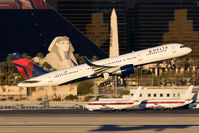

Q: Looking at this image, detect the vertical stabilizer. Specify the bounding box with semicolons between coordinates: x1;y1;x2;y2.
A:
182;85;193;100
8;53;48;80
130;86;142;101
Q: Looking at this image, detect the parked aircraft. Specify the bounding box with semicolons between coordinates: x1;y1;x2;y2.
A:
138;85;194;109
85;86;142;111
9;43;191;87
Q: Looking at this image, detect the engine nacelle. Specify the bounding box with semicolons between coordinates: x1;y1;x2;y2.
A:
114;64;134;78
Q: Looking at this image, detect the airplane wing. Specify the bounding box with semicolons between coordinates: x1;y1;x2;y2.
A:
83;57;120;75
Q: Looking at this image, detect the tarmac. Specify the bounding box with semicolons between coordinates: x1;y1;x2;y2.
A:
0;109;199;133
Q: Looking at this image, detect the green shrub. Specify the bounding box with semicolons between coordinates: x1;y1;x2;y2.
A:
65;95;78;100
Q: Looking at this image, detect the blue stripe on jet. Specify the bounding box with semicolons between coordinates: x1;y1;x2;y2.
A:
58;75;101;86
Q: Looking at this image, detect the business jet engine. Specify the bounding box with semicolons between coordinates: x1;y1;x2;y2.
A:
113;64;134;78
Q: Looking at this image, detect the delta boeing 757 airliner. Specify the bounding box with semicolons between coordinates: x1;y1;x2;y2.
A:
9;43;191;87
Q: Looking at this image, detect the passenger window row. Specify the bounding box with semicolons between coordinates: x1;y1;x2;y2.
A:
54;70;78;78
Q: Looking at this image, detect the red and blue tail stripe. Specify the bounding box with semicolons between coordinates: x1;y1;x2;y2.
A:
9;53;47;80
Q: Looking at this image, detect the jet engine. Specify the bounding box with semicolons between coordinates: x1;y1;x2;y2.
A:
114;64;134;78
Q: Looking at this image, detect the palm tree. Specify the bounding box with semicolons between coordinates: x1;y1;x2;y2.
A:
188;58;199;74
74;54;85;64
36;52;44;65
42;62;52;71
36;52;44;58
92;56;98;62
165;59;172;72
22;53;32;60
174;58;187;74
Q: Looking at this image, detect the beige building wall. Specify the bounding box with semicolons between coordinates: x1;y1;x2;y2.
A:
30;85;77;100
0;85;77;101
0;86;27;100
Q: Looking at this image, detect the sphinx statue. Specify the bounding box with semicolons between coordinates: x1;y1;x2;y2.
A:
35;36;77;70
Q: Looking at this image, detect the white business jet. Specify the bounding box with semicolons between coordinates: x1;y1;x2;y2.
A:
138;85;194;109
85;86;142;111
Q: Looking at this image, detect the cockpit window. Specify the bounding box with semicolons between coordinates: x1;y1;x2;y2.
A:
180;46;185;48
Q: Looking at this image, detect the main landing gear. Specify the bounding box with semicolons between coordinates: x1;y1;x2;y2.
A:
99;80;111;87
98;79;122;87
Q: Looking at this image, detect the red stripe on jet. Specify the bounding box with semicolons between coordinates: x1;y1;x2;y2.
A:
88;102;134;105
141;101;185;104
25;63;34;79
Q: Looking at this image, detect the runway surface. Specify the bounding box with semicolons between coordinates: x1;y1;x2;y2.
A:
0;109;199;133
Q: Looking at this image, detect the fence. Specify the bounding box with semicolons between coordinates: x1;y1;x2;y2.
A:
0;101;87;111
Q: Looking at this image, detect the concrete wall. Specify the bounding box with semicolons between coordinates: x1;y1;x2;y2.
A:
0;86;26;100
0;85;77;101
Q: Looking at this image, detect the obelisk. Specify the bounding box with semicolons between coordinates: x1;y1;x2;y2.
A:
109;8;119;57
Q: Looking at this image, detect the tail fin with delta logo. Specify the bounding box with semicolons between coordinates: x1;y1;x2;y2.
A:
8;52;48;80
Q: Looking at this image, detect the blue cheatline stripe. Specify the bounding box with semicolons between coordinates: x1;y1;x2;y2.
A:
59;75;101;86
15;63;30;79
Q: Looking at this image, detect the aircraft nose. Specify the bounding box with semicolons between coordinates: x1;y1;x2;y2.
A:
186;47;192;54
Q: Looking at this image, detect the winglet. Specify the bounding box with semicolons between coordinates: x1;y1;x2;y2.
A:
83;56;93;66
130;86;142;101
71;59;78;66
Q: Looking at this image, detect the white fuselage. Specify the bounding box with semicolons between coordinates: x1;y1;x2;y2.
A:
85;99;140;111
18;43;192;87
139;99;192;109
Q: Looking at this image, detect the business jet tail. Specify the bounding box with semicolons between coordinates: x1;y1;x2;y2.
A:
8;52;48;80
130;86;142;101
182;85;193;100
